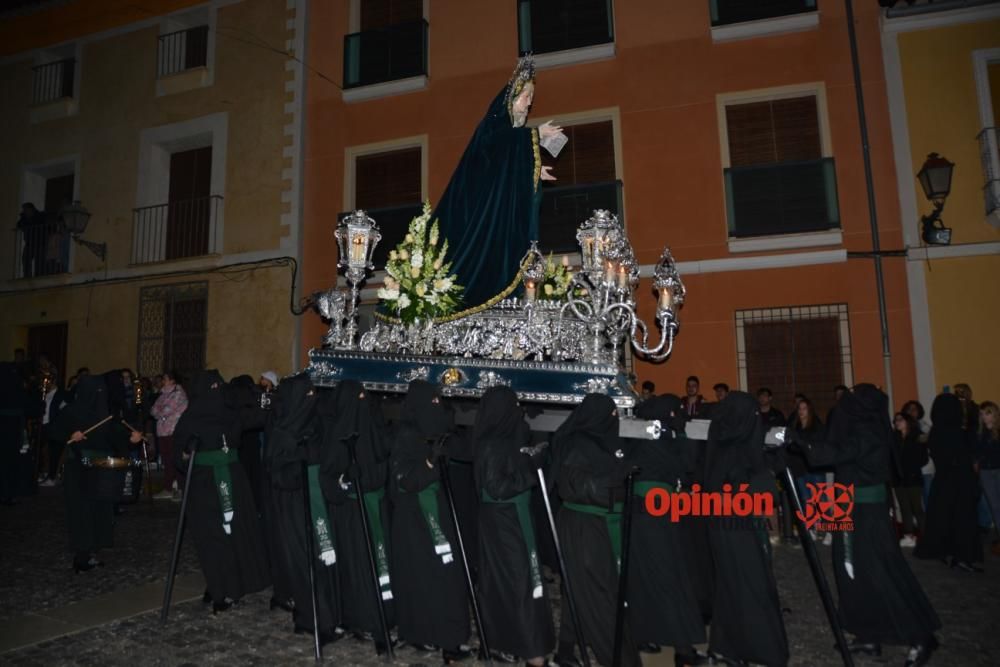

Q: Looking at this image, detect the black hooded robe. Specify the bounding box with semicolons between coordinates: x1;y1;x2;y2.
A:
473;387;555;659
48;375;126;561
172;370;269;605
0;362;41;501
552;394;639;667
915;393;982;565
704;392;788;666
321;380;396;639
265;373;341;634
802;384;940;646
628;395;706;650
389;380;470;651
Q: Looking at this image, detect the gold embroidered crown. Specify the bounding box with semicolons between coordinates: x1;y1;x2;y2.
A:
505;54;536;113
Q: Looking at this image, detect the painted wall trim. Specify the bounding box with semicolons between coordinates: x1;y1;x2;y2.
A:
727;229;843;253
881;2;1000;33
710;12;819;44
533;42;616;71
906;240;1000;260
342;75;428;104
640;248;847;277
288;0;309;372
880;26;937;412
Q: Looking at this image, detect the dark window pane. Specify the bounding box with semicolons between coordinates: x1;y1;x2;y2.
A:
361;0;422;31
725;158;839;237
184;25;209;69
352;146;423;266
344;20;427;88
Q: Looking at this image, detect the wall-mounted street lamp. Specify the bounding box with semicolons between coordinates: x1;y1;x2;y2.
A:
59;200;107;260
917;153;955;246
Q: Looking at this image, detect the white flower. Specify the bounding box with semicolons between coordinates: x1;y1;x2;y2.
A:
389;250;398;261
415;282;427;297
411;252;423;269
410;267;421;278
404;234;414;244
425;293;440;306
377;287;400;300
397;293;411;309
435;277;453;293
544;284;554;296
399;249;409;261
433;258;443;271
429;224;439;247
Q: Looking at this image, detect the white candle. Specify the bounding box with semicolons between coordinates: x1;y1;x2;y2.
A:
658;287;673;310
561;254;570;267
617;265;628;288
350;234;365;263
605;261;616;284
525;281;536;301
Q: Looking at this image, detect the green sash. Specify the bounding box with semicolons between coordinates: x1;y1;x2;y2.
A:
482;489;544;599
416;481;454;564
194;448;239;535
843;483;886;580
350;488;393;600
564;500;624;572
307;464;337;565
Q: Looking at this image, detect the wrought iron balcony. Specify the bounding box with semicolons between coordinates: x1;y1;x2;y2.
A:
12;219;70;279
710;0;817;26
31;58;74;105
724;157;840;238
978;126;1000;220
539;180;624;253
131;195;222;264
339;203;424;268
343;20;428;89
157;25;209;78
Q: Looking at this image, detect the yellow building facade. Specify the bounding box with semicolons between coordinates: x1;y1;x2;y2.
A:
0;0;307;381
881;1;1000;407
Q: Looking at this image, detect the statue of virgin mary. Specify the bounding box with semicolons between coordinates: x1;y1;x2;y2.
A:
432;56;562;315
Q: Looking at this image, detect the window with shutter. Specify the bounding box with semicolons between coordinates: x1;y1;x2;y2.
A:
351;146;423;266
723;93;839;238
736;304;852;419
538;120;620;252
137;282;208;379
518;0;614;56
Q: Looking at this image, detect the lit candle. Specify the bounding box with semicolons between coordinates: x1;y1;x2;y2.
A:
658;287;673;310
350;234;365;263
605;261;616;284
525;281;536;301
617;264;628;288
561;254;570;267
583;238;594;267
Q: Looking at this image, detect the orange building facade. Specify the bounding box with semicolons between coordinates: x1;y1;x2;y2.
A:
301;0;918;416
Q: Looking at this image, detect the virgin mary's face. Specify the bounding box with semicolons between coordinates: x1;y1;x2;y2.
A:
510;82;534;127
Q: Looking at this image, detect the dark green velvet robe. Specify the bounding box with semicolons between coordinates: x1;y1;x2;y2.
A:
432;86;542;312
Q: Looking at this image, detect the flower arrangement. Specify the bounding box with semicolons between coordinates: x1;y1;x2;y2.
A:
536;253;574;301
377;203;463;323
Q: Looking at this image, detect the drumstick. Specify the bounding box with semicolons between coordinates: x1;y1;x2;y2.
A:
67;414;114;444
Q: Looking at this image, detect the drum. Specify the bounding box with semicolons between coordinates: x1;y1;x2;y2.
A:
81;456;142;502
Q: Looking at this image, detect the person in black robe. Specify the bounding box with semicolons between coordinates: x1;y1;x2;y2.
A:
473;387;555;665
704;391;788;666
389;380;471;663
915;392;982;570
227;375;265;513
0;362;42;504
172;370;269;612
550;394;639;667
797;384;940;665
48;375;140;570
629;394;707;663
320;380;395;650
263;372;342;642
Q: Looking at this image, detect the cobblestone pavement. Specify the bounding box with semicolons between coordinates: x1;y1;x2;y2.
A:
1;487;998;666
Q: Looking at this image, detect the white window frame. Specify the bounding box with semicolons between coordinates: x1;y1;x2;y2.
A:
18;155;81;276
135;112;228;263
710;4;819;44
155;5;217;96
717;82;842;253
29;42;82;123
343;0;430;103
518;0;616;70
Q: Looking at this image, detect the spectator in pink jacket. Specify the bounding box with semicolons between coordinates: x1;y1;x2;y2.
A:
150;371;188;500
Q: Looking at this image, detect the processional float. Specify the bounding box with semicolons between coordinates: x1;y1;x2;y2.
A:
307;206;687;439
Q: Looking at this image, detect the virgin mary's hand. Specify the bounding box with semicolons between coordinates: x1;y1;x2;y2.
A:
540;165;557;181
538;120;563;140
